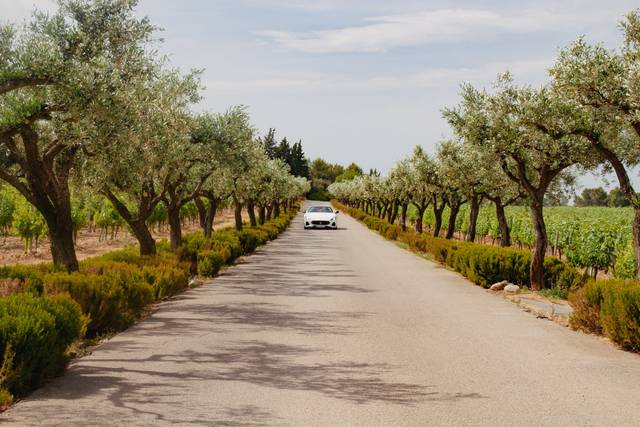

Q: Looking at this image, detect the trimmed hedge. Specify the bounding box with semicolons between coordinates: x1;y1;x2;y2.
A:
333;201;582;296
197;250;225;277
0;203;299;403
184;207;298;275
0;294;85;400
570;279;640;352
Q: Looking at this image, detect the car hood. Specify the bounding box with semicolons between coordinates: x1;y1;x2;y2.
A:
305;212;335;220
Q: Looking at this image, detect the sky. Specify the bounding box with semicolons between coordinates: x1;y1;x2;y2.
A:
4;0;640;189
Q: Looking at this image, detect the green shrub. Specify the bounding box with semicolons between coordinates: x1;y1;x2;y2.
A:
197;250;225;277
571;279;640;351
257;223;280;240
0;293;84;398
237;230;261;254
43;271;153;336
142;265;189;299
0;264;46;295
208;231;243;262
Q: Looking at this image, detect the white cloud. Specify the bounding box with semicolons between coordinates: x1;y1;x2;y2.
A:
257;7;619;53
204;57;553;95
0;1;56;24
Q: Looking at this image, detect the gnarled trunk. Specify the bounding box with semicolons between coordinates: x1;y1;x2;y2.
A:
258;205;266;225
104;187;159;257
445;203;461;240
389;201;398;224
194;197;207;229
247;199;257;227
466;194;481;242
414;205;426;234
432;197;446;238
529;196;547;291
129;219;157;255
234;196;243;231
495;202;511;247
400;202;409;231
203;198;218;238
167;204;182;250
48;218;79;272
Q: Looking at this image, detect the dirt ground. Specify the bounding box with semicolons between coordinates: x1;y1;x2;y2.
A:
0;209;240;266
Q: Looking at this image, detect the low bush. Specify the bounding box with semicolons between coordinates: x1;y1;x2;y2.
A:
0;293;85;399
570;279;640;351
43;271;154;336
197;250;226;277
0;264;46;295
142;264;189;300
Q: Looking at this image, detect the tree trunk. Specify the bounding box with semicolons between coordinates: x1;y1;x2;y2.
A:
258;205;266;225
445;203;460;240
495;202;511;247
415;207;425;234
234;198;243;231
129;220;157;255
48;220;79;272
466;194;480;242
167;205;182;250
104;188;159;257
433;200;445;238
0;126;82;271
400;202;408;231
203;198;218;238
529;196;547;291
266;205;273;221
273;201;281;218
194;197;207;229
389;201;398;224
247;199;257;227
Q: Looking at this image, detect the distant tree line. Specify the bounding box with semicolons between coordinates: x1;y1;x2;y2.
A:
307;160;364;200
574;187;630;207
259;128;309;178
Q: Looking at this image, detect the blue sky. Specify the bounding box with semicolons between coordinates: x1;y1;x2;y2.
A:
6;0;640;188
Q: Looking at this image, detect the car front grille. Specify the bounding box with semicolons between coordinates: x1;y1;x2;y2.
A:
311;220;330;225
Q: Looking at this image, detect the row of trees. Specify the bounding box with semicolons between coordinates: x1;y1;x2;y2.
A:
331;9;640;289
0;0;308;272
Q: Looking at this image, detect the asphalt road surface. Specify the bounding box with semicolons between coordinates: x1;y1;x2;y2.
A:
4;201;640;426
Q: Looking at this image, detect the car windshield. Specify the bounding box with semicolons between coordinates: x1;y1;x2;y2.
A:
308;206;333;213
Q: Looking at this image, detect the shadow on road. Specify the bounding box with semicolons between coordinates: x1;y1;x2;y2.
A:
2;207;486;425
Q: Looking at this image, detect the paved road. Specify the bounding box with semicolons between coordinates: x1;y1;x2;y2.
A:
4;201;640;426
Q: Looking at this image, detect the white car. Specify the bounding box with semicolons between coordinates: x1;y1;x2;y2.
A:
303;206;339;229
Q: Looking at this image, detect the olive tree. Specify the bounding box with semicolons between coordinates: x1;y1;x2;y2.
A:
0;0;155;271
550;10;640;277
89;70;199;255
443;84;524;246
408;146;438;234
387;159;413;229
480;75;593;289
